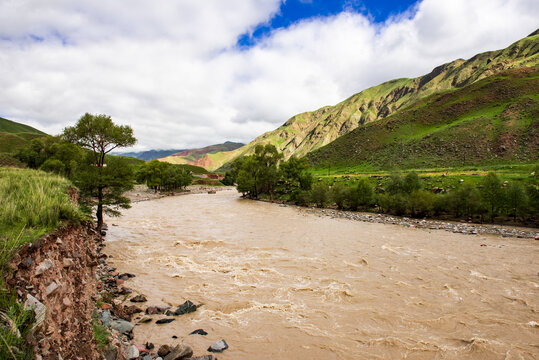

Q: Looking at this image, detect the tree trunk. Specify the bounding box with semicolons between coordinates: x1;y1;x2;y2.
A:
96;187;103;232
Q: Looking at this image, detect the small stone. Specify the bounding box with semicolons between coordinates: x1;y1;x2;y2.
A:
142;356;152;360
156;318;175;324
126;345;139;359
146;306;170;315
208;340;228;353
163;344;193;360
104;348;117;360
62;297;71;307
21;257;33;268
174;300;196;315
63;258;74;268
137;317;152;324
24;294;46;328
99;310;111;328
145;342;154;350
45;281;59;296
130;294;147;303
101;303;112;310
35;259;53;275
188;356;217;360
111;319;134;334
189;329;208;336
157;345;171;357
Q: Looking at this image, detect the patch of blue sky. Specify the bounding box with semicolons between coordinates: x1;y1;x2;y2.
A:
237;0;419;48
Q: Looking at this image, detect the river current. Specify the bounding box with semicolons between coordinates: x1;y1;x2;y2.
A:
105;190;538;359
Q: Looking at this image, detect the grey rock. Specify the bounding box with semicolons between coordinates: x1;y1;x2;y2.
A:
111;319;134;334
142;356;153;360
99;310;111;328
24;294;46;328
164;344;193;360
35;259;53;275
187;356;217;360
174;300;196;315
207;340;228;353
126;345;139;359
137;316;152;324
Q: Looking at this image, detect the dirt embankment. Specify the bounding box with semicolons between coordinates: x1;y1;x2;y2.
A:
7;223;103;360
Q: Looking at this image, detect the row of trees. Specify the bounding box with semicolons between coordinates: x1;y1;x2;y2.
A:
226;145;537;223
293;171;538;223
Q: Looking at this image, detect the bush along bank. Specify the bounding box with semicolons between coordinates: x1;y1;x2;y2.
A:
226;146;538;229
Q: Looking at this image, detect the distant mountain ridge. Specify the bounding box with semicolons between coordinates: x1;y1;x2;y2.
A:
113;149;187;161
207;30;538;171
158;141;244;168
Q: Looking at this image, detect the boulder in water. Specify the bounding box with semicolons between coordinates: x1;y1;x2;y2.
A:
207;339;228;353
174;300;197;315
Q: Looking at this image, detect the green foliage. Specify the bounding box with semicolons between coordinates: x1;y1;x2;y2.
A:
92;311;110;351
15;136;84;177
0;287;35;360
480;172;504;221
310;183;329;208
504;182;528;221
355;179;374;210
331;183;347;210
235;144;283;199
63;113;136;230
136;160;192;192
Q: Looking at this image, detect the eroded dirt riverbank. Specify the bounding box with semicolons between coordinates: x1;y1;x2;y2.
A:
105;189;538;359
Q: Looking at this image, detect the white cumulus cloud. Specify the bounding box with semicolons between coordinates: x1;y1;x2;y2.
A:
0;0;537;150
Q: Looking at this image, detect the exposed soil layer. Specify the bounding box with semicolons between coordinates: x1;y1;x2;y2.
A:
7;223;103;360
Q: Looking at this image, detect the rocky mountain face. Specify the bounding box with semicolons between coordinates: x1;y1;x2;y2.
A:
210;31;538;171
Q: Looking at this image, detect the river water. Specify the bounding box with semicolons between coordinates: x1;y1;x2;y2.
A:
105;190;538;359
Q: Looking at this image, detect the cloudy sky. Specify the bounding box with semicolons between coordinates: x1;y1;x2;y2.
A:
0;0;537;151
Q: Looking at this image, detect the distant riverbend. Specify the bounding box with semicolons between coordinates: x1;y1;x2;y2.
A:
105;189;538;359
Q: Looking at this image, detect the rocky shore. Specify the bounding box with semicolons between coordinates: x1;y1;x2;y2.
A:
94;224;226;360
296;206;539;239
125;185;233;203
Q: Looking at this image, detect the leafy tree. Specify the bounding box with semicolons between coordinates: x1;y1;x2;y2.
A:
504;182;528;221
407;190;434;217
331;183;347;210
310;182;329;208
402;172;421;194
235;144;283;199
63;113;136;231
279;156;313;191
40;158;65;175
221;157;245;186
356;179;374;210
479;172;504;222
386;173;404;194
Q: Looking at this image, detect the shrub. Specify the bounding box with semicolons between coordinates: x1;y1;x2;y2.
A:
310;183;329;208
331;183;347;209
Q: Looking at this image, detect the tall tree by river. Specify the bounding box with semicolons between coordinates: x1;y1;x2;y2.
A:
63;113;137;231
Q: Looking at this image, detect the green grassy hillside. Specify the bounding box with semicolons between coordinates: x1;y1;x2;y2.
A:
210;31;538;171
306;67;539;171
0;117;47;154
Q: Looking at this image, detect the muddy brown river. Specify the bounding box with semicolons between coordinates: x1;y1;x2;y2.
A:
105;190;538;359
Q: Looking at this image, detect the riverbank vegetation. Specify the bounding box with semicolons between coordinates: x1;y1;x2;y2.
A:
227;144;538;226
0;168;87;359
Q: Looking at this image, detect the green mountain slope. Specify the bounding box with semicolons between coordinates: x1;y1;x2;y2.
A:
210;31;538;171
0;117;47;154
306;67;538;170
